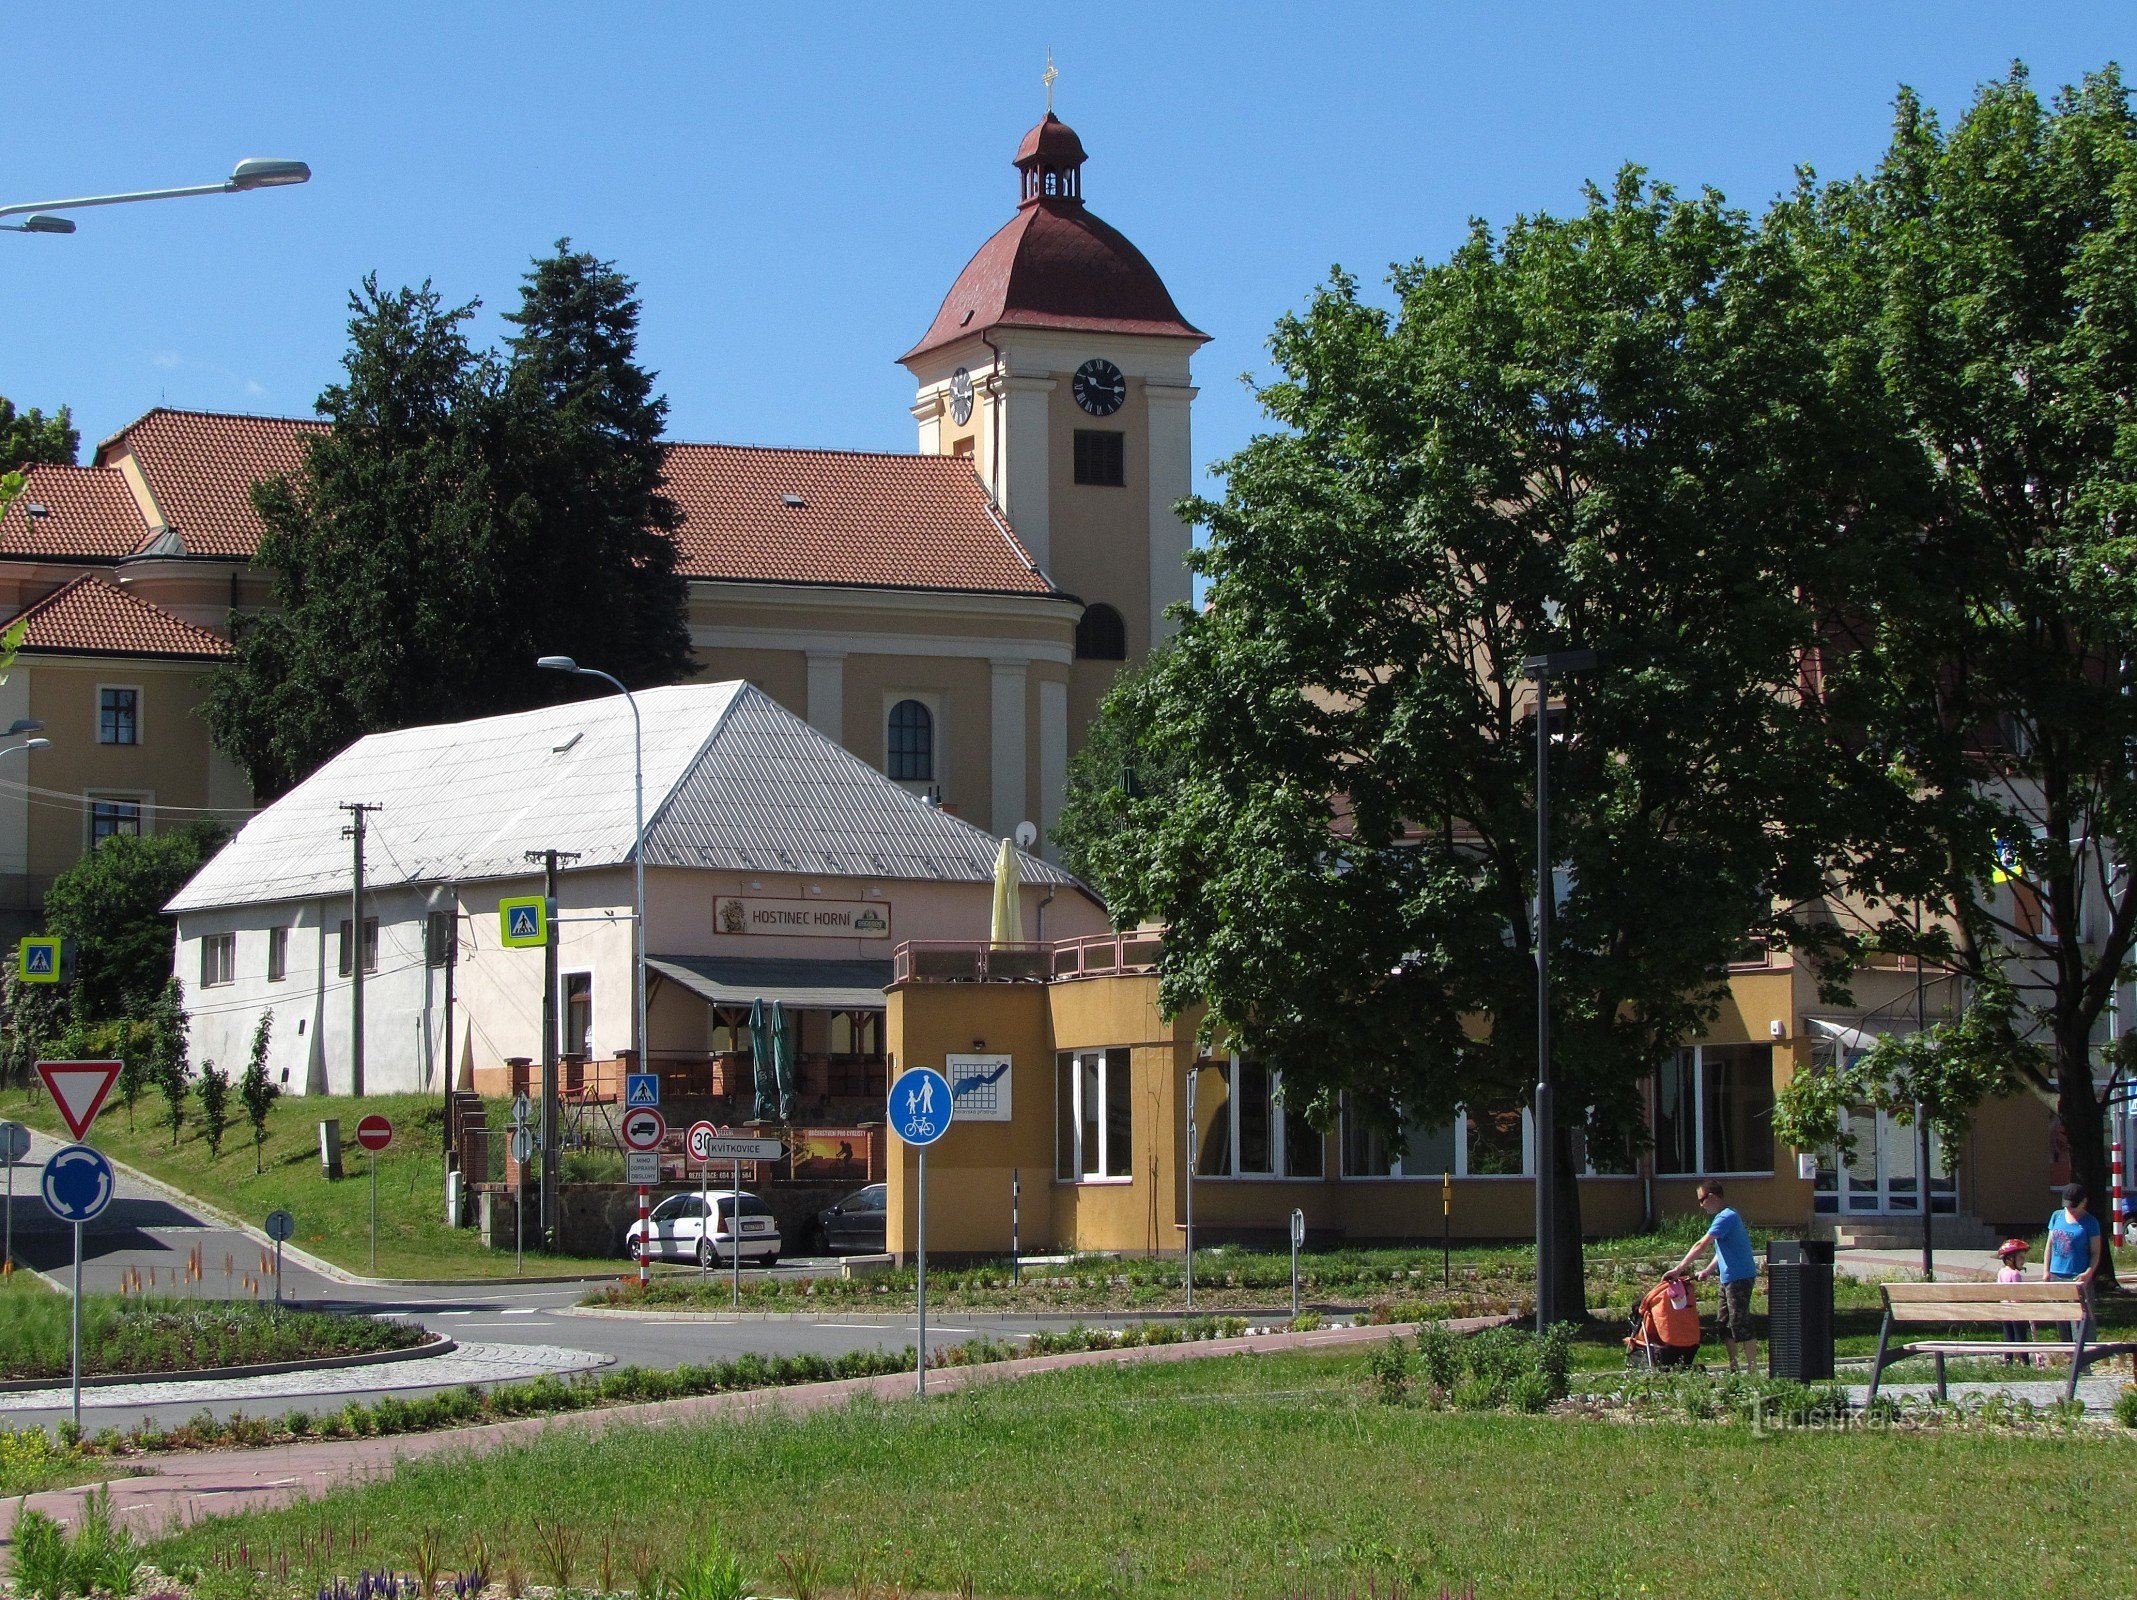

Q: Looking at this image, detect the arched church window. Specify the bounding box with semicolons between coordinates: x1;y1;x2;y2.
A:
888;699;934;781
1076;603;1127;661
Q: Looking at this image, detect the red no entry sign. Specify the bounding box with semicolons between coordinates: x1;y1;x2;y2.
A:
355;1114;393;1152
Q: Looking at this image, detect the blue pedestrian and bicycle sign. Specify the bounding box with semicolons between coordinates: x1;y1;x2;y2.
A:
625;1073;660;1108
889;1066;953;1146
41;1144;113;1223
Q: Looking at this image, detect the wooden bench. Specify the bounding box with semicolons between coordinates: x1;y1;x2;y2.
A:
1868;1281;2137;1404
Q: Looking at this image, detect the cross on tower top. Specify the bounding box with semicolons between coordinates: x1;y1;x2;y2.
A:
1043;50;1057;112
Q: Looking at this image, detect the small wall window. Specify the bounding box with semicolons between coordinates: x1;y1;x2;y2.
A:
200;932;236;988
887;699;934;782
425;910;454;968
1073;429;1126;487
98;687;140;745
1075;603;1127;661
1056;1048;1132;1180
87;795;145;846
562;972;593;1058
337;917;379;977
266;926;289;983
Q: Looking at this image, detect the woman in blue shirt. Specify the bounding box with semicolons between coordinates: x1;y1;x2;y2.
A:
2042;1181;2102;1342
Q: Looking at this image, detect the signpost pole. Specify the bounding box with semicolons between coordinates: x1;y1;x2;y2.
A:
515;1178;524;1277
916;1144;927;1397
274;1238;283;1308
699;1152;709;1280
5;1151;13;1276
1184;1069;1196;1312
369;1149;378;1274
731;1158;742;1307
1011;1168;1020;1287
637;1182;650;1289
1443;1172;1452;1289
1290;1208;1302;1318
70;1219;83;1431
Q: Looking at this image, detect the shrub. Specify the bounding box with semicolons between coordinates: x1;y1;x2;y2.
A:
1451;1376;1502;1411
1414;1321;1460;1391
2118;1385;2137;1430
1364;1335;1414;1404
1508;1369;1552;1414
670;1538;749;1600
11;1510;70;1600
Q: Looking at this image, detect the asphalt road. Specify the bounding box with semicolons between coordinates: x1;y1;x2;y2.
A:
1;1129;1128;1429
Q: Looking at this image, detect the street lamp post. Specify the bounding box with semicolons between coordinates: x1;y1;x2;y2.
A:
2;159;310;232
536;658;647;1070
1521;648;1596;1334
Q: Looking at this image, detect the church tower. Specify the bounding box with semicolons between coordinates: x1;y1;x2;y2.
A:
900;102;1206;755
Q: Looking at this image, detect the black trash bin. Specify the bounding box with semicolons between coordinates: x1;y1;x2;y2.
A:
1765;1237;1836;1380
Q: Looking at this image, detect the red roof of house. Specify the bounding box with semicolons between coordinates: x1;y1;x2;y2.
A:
44;412;1060;598
663;443;1055;594
0;465;144;559
903;117;1206;364
97;408;325;560
11;575;234;659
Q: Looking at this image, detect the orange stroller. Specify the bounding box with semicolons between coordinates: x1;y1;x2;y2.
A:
1625;1273;1702;1370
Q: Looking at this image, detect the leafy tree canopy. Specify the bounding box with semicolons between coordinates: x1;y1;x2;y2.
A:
1061;170;1890;1312
207;243;692;798
42;820;228;1025
0;394;78;514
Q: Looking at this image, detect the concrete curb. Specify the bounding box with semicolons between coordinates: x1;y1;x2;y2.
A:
0;1317;1478;1544
558;1303;1355;1325
0;1334;456;1395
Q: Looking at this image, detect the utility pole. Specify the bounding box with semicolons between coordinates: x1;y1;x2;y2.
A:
527;848;578;1250
339;803;382;1096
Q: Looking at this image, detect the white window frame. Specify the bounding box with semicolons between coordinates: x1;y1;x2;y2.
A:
561;969;595;1059
337;916;380;977
266;925;289;983
1655;1044;1777;1179
84;790;152;848
200;932;236;988
1056;1047;1133;1184
1338;1098;1534;1180
95;684;143;746
882;689;945;797
1196;1055;1324;1181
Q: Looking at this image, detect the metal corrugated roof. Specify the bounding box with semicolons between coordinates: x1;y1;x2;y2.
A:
641;683;1076;886
170;680;1077;912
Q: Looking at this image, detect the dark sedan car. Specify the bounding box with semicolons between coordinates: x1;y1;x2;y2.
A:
804;1182;887;1255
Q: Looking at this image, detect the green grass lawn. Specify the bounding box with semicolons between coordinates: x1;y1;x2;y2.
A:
0;1087;595;1280
149;1347;2137;1600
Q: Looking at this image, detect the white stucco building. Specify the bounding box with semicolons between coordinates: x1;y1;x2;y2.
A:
166;681;1103;1097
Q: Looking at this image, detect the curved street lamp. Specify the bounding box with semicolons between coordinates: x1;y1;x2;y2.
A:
1;159;311;232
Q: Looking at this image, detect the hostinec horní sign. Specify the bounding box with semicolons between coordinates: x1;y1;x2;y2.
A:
715;896;891;939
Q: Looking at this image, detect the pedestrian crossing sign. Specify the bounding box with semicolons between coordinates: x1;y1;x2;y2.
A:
18;937;61;984
499;896;549;949
626;1073;660;1108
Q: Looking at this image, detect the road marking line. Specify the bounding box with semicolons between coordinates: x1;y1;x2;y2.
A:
502;1307;536;1315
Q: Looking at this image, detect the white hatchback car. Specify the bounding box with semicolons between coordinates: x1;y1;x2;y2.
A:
625;1190;782;1268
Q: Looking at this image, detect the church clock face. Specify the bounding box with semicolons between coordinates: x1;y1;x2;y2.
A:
1072;357;1126;416
948;367;974;426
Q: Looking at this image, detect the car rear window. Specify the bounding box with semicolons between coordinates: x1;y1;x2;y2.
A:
718;1196;775;1219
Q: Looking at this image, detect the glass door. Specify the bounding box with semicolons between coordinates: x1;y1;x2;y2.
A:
1814;1106;1955;1214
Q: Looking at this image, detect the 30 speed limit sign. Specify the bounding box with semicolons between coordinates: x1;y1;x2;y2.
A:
687;1120;719;1164
620;1107;666;1152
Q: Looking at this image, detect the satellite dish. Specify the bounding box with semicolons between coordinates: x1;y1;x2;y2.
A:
1014;820;1038;849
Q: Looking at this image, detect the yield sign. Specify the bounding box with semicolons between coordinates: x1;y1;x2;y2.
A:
36;1060;123;1142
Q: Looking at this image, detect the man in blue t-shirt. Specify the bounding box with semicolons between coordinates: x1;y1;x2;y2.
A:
2043;1181;2102;1341
1671;1179;1759;1373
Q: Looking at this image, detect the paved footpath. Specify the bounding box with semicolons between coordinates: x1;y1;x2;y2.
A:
0;1319;1453;1547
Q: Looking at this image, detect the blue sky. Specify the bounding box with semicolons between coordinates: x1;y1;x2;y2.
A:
4;3;2131;497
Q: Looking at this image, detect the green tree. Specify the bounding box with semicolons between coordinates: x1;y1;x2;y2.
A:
196;1056;230;1159
41;821;227;1026
239;1012;278;1174
1791;66;2137;1282
1060;174;1880;1319
148;978;191;1147
0;395;77;515
205;247;693;800
0;964;63;1090
500;240;692;691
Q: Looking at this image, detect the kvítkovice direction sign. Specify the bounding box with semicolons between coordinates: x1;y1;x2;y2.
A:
714;895;890;939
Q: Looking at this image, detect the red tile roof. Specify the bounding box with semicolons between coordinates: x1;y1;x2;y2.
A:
0;465;146;559
95;408;325;559
58;410;1058;598
651;443;1057;594
10;575;234;659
